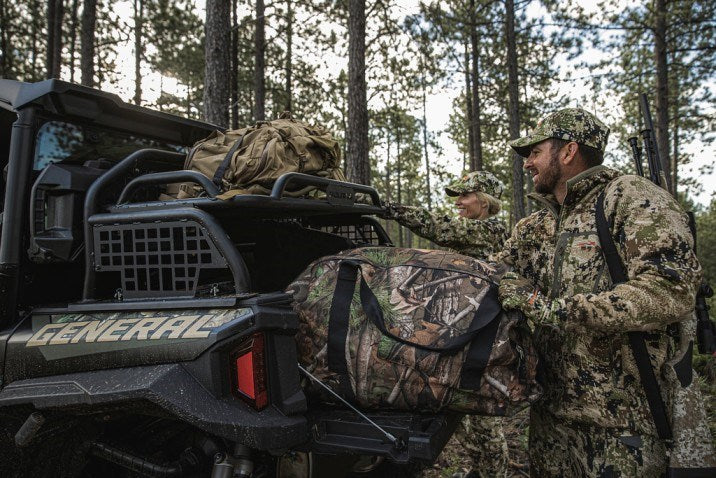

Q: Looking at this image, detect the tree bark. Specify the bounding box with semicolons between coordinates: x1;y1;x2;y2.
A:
506;0;525;222
285;0;293;112
653;0;672;194
469;0;482;171
464;40;474;171
204;0;231;127
0;0;8;78
80;0;97;87
254;0;266;121
346;0;370;185
46;0;64;79
231;0;238;128
133;0;143;105
421;79;432;211
69;0;78;82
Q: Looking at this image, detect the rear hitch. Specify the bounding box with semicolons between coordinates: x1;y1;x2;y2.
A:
211;444;254;478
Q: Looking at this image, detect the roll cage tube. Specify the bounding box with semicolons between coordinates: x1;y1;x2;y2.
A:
0;107;37;330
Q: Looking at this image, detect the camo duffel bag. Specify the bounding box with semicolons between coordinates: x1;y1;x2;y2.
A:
287;247;541;415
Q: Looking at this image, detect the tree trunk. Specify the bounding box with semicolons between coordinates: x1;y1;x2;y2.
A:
469;0;482;171
46;0;64;79
231;0;238;128
505;0;525;222
653;0;672;194
0;0;8;78
133;0;143;105
384;127;392;239
396;113;403;247
32;1;39;79
672;77;679;196
80;0;97;87
285;0;293;112
204;0;231;127
463;40;474;172
421;78;432;211
346;0;370;185
254;0;266;121
69;0;78;82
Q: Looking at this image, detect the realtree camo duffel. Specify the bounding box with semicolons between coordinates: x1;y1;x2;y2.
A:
287;247;542;415
177;112;345;199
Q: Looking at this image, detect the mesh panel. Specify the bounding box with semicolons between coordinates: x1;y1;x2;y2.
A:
307;223;381;246
93;221;227;299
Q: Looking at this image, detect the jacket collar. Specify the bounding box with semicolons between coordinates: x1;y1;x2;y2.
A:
528;165;620;214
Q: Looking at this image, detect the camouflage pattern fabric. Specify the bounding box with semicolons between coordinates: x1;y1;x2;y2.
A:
287;247;541;414
450;415;508;477
385;201;510;475
510;108;609;158
529;408;668;476
445;171;504;199
490;165;715;474
384;204;507;258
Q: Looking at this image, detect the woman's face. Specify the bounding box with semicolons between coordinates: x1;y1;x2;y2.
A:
455;192;488;220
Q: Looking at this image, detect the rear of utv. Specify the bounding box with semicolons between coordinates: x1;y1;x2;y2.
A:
0;80;459;478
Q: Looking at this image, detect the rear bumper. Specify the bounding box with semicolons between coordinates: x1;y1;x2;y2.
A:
0;362;308;450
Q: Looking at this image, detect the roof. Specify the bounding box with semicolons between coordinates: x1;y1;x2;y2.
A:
0;79;218;146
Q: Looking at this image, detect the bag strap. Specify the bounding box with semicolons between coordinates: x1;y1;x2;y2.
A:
327;261;358;401
211;131;249;188
595;191;673;441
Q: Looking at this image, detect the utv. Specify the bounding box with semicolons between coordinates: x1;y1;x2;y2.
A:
0;79;459;477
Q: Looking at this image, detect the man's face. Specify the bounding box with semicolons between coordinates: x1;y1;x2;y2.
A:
524;140;562;195
455;192;486;220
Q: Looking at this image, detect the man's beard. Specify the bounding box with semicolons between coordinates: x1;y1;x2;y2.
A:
534;149;562;194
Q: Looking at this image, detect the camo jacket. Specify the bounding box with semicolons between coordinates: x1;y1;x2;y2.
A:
490;165;703;435
385;205;508;257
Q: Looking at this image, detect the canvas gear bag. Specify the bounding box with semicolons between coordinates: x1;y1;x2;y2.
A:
287;247;541;415
178;112;345;199
595;192;716;475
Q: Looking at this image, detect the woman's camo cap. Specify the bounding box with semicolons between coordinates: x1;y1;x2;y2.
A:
445;171;504;199
510;108;610;158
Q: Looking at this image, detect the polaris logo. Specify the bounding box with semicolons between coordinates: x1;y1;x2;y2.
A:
327;190;354;200
325;184;355;206
27;315;217;347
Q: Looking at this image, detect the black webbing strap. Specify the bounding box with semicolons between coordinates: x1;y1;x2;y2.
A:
211;131;248;188
327;261;502;391
595;192;672;441
327;261;358;401
460;290;502;389
356;266;501;353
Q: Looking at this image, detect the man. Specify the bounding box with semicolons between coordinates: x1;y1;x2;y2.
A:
384;171;510;478
492;108;715;475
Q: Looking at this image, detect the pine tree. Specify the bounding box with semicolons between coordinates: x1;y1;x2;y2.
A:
204;0;230;126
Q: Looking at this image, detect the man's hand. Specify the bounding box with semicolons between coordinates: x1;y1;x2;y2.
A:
498;272;564;327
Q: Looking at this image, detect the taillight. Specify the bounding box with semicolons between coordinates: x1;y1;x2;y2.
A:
230;333;268;410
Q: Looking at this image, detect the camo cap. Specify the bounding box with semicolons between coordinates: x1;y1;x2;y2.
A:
510;108;610;158
445;171;504;199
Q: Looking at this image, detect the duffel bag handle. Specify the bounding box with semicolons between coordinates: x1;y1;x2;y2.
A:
329;261;501;357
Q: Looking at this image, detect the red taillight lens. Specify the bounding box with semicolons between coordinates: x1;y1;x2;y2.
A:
231;333;268;410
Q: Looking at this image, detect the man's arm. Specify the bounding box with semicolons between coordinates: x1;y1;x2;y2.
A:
560;177;700;333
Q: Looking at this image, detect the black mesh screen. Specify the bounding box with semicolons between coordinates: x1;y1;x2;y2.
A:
306;223;382;246
93;221;227;299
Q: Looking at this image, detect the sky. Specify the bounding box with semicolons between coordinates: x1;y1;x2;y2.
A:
103;0;715;207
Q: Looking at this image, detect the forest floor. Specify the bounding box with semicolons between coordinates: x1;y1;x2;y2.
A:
420;355;716;478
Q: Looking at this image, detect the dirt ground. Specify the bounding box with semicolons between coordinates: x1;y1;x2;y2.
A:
420;355;716;478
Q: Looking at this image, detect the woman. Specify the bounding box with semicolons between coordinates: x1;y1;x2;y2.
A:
384;170;510;478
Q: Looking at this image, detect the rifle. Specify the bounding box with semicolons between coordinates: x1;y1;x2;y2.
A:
629;93;716;355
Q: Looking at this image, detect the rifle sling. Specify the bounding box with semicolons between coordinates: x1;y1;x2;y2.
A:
595;191;672;441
